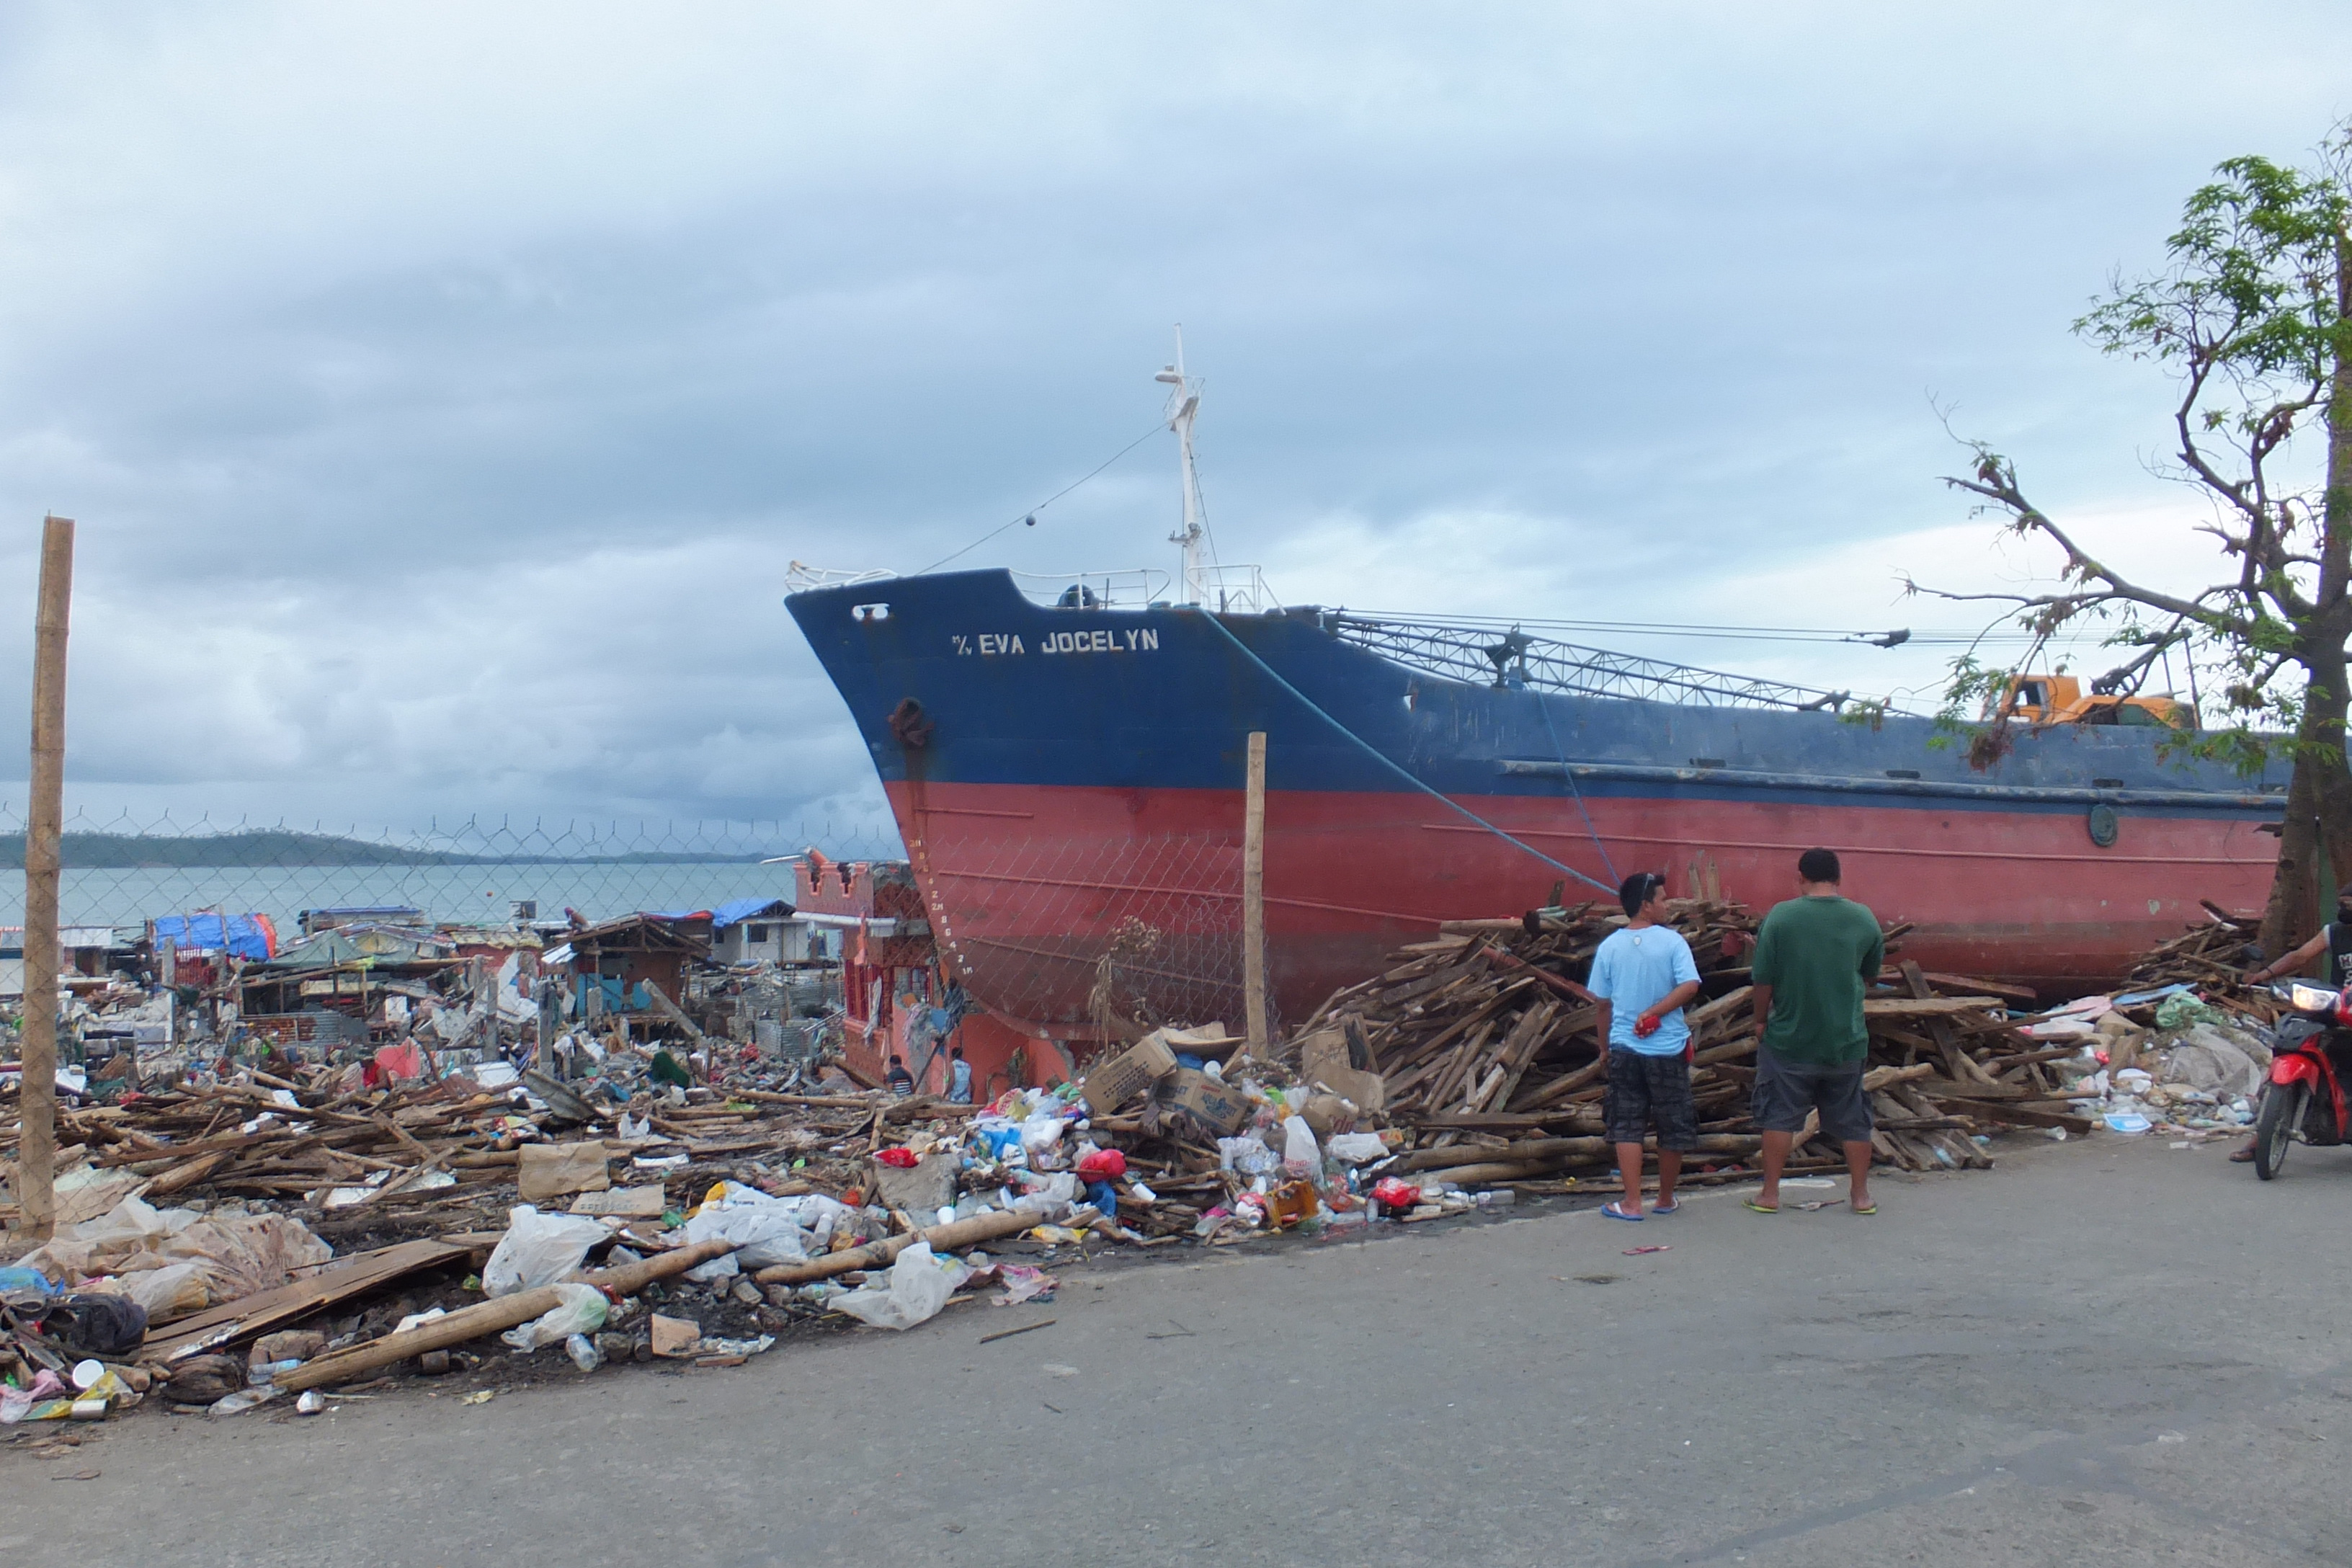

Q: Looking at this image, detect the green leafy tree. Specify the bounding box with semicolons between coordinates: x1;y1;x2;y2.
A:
1916;127;2352;958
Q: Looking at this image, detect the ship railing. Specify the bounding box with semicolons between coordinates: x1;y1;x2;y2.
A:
1320;612;1899;715
785;561;896;593
1006;565;1279;613
1008;568;1176;608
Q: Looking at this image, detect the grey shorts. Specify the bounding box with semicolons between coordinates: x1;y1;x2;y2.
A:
1752;1047;1874;1144
1604;1048;1699;1151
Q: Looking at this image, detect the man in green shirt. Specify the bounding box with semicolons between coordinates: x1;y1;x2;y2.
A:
1746;848;1884;1216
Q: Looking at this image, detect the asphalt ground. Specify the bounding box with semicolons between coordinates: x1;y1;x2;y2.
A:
4;1132;2346;1567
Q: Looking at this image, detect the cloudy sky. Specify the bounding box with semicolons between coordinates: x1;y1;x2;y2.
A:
1;3;2347;843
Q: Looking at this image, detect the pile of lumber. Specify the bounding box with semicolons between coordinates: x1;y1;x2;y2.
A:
2126;900;2262;993
1297;900;2092;1182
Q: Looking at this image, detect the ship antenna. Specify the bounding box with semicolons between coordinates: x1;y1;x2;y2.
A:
1155;326;1208;605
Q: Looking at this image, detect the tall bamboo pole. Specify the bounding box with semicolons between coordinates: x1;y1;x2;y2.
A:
1243;730;1268;1056
19;516;74;1242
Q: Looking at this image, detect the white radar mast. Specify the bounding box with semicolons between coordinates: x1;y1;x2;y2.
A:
1154;326;1209;605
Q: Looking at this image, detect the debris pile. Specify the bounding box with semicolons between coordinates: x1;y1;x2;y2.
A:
1292;900;2095;1182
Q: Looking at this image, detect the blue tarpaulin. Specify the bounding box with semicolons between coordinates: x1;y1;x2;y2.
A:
646;899;792;930
709;897;791;931
152;912;276;961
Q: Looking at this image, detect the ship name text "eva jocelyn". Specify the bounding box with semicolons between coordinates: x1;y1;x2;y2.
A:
952;628;1162;657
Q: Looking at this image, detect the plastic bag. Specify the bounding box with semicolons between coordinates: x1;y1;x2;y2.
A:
1074;1148;1127;1180
1325;1133;1389;1164
1281;1115;1322;1170
117;1262;210;1322
500;1282;610;1351
482;1206;612;1297
1018;1115;1066;1157
874;1147;920;1170
830;1242;971;1331
1217;1136;1279;1176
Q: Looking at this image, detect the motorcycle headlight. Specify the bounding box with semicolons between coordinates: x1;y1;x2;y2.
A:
2289;982;2340;1013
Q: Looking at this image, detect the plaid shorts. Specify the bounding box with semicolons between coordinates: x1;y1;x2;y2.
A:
1603;1048;1699;1151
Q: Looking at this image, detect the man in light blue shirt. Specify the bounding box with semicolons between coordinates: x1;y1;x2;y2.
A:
1587;871;1703;1221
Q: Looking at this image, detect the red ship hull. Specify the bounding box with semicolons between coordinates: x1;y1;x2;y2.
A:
889;778;2276;1030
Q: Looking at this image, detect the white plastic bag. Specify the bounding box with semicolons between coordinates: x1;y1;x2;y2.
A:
1218;1135;1278;1176
829;1242;971;1332
1325;1132;1389;1164
117;1262;210;1322
482;1206;612;1297
1281;1115;1321;1169
499;1282;610;1350
682;1203;808;1281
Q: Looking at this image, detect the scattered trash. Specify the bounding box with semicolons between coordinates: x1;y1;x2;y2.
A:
1623;1244;1672;1255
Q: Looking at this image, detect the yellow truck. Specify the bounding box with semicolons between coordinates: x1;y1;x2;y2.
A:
2000;673;2196;729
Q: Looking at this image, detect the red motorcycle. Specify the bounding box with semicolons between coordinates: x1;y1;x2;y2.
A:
2254;982;2352;1180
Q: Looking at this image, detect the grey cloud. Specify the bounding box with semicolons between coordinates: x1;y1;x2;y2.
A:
1;1;2348;832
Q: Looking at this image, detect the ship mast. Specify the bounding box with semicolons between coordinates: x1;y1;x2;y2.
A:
1155;327;1209;605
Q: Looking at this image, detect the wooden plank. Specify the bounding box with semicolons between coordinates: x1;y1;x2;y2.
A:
141;1238;470;1363
17;514;72;1239
1921;1092;2091;1133
1243;729;1268;1056
1861;995;2004;1017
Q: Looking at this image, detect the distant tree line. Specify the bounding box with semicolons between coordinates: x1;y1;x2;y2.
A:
0;829;767;869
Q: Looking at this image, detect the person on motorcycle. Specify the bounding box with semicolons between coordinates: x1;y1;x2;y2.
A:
2230;894;2352;1161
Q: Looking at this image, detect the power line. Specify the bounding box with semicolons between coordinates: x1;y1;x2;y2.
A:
916;419;1168;576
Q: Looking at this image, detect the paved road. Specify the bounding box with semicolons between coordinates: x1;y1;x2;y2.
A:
4;1135;2347;1567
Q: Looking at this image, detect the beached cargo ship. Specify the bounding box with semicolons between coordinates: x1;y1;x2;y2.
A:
786;357;2281;1035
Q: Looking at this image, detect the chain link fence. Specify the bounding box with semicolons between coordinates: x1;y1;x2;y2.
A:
0;807;905;938
917;831;1277;1039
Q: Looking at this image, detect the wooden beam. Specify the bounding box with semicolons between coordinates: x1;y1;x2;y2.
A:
17;514;72;1243
1242;730;1268;1056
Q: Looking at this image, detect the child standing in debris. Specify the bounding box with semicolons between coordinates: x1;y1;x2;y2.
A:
946;1045;974;1104
1588;871;1703;1221
886;1054;915;1095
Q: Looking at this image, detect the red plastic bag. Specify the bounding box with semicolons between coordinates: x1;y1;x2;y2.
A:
1370;1177;1421;1213
1075;1149;1128;1180
874;1147;919;1169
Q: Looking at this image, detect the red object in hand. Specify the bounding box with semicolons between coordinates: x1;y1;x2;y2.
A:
874;1147;919;1169
1634;1013;1662;1038
1076;1149;1128;1180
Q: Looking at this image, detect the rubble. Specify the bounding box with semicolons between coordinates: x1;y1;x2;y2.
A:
0;888;2307;1432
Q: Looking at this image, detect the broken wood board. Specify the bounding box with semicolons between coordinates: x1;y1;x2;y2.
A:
140;1237;468;1364
569;1183;669;1218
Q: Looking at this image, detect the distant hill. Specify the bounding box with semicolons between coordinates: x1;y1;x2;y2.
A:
0;829;770;868
0;829;481;869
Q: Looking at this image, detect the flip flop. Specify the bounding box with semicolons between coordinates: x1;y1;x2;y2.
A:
1600;1201;1644;1221
1743;1199;1779;1215
1851;1200;1878;1215
1650;1198;1680;1216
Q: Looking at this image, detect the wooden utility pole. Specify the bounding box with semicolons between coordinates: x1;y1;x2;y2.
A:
1242;730;1268;1056
19;516;74;1242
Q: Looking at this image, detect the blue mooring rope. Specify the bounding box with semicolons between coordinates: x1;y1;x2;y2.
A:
1191;609;1618;898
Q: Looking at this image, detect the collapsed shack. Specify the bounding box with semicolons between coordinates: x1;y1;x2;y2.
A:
0;896;2291;1427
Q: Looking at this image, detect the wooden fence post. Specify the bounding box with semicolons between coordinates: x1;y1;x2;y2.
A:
1243;730;1268;1056
19;515;74;1242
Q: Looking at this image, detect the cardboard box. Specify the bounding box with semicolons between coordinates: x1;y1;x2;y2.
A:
1155;1067;1253;1136
518;1141;612;1203
868;1151;957;1213
1079;1031;1180;1115
1298;1027;1386;1116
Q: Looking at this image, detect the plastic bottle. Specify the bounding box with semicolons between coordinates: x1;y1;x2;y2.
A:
208;1386;282;1417
566;1333;605;1371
